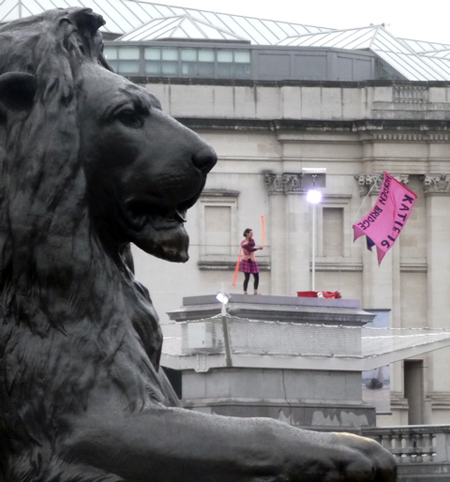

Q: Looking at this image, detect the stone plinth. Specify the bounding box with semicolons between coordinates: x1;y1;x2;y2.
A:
165;294;377;430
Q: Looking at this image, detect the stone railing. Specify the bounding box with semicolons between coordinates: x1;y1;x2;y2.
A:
362;425;450;479
392;85;429;104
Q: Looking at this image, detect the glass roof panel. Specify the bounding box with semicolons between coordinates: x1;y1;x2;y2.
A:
4;0;450;80
0;1;19;23
427;50;450;59
101;0;145;30
372;29;413;54
121;17;179;40
377;51;425;80
314;30;368;48
278;21;311;38
198;11;230;31
260;19;295;42
419;56;450;78
246;18;280;44
400;38;450;53
281;32;327;47
340;29;376;50
226;15;265;44
143;18;179;40
377;50;441;81
115;0;153;25
309;30;352;47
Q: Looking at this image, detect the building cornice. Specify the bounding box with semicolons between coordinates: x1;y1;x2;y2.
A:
129;75;450;89
177;118;450;135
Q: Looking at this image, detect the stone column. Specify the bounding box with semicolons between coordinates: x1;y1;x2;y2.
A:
423;174;450;398
264;173;310;296
355;174;405;314
285;175;310;295
265;173;287;295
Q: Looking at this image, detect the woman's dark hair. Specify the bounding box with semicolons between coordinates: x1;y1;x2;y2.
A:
243;228;252;237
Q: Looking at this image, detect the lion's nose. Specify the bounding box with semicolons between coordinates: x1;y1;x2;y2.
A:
192;145;217;174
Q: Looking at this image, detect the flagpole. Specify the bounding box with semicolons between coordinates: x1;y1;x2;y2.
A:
312;203;316;291
305;174;322;291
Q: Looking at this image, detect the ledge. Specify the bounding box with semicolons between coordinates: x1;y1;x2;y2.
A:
198;257;270;271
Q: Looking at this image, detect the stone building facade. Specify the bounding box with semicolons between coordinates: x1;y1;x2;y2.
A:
131;79;450;426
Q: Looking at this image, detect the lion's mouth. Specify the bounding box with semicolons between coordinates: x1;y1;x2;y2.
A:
124;200;189;231
122;190;203;262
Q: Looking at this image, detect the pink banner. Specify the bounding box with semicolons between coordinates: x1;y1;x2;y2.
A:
353;172;417;265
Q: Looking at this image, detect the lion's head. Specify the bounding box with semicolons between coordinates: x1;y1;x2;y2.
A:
78;61;216;262
0;7;216;266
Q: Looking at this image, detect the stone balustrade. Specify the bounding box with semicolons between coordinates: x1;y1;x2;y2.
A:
362;425;450;480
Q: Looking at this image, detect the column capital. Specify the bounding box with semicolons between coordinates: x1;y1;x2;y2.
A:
422;174;450;194
355;174;411;196
264;172;304;195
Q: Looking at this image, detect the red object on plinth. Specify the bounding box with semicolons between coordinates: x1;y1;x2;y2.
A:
297;291;318;298
297;291;342;299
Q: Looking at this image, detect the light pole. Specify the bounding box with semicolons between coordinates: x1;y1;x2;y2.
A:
216;291;232;367
303;168;326;292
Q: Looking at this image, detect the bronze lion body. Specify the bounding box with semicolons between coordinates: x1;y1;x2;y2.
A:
0;8;396;481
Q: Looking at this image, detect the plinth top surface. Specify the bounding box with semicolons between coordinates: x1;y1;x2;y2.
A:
182;294;360;309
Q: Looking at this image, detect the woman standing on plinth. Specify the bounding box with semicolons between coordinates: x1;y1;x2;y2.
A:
240;228;263;295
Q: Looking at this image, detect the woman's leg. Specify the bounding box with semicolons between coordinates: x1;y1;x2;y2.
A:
253;273;259;294
243;273;250;293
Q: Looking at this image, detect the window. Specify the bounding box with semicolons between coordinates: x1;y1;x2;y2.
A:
217;50;233;77
103;46;118;70
161;49;178;75
234;50;251;78
317;196;352;258
204;206;232;255
322;207;344;257
198;49;214;77
198;191;239;269
106;45;251;79
104;47;140;74
181;48;197;75
144;47;161;75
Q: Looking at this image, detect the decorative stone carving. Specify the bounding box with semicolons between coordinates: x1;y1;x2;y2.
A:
356;173;410;196
422;174;450;194
283;173;304;193
264;172;303;194
264;173;285;193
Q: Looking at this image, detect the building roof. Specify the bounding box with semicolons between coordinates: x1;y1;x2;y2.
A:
278;25;450;81
117;14;248;42
3;0;450;81
0;0;332;40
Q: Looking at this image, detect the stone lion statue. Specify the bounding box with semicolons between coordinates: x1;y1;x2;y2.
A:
0;8;396;481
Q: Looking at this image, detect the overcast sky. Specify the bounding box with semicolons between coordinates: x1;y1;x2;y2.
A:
151;0;450;45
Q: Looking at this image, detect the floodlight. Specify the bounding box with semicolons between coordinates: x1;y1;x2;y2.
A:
216;291;230;305
306;189;322;204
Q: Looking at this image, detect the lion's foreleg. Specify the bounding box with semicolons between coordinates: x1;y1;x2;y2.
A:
61;407;396;482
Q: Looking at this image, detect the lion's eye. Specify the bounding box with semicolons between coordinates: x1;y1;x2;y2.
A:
117;109;144;128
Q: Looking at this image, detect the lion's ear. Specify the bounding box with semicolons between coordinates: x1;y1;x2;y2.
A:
0;72;37;112
68;8;105;37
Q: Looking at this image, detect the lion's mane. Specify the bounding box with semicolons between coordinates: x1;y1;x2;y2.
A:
0;9;177;479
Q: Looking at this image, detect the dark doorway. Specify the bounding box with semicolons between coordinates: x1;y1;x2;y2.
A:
404;360;424;425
